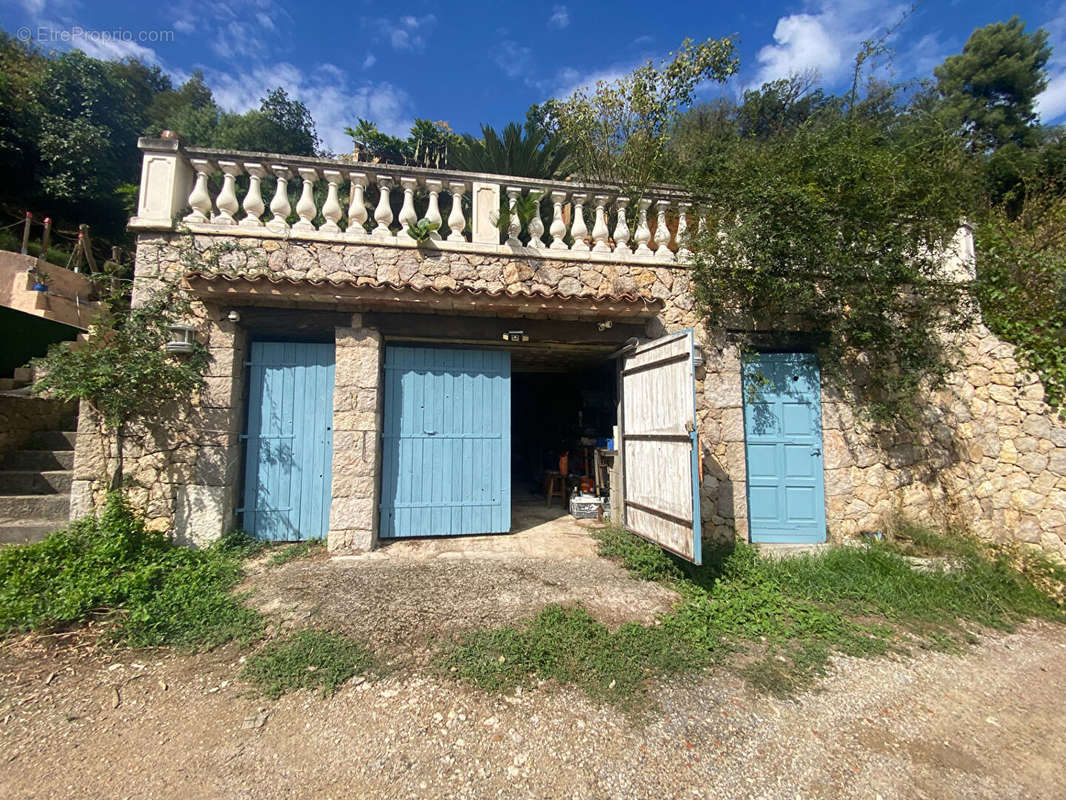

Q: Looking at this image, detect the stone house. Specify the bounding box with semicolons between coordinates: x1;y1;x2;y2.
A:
68;136;1066;563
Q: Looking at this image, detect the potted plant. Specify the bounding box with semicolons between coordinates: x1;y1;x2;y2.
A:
28;264;49;292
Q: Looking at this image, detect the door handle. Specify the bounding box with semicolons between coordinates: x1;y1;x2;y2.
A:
811;449;821;456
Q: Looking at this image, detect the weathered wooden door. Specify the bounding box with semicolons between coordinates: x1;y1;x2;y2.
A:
621;329;703;563
742;352;827;543
242;341;335;541
380;346;511;538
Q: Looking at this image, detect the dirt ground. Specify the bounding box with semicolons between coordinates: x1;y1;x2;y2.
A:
2;509;1065;799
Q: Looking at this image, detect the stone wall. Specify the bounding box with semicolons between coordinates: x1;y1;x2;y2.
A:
68;230;1066;559
0;394;75;457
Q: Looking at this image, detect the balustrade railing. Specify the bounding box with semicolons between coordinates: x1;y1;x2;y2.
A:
129;137;699;266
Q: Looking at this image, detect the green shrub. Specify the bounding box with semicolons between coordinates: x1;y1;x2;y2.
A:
0;493;262;648
241;629;375;699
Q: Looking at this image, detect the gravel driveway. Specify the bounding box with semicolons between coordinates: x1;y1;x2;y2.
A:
2;523;1064;799
1;622;1064;799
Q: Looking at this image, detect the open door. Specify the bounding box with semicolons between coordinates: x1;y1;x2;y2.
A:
620;329;702;564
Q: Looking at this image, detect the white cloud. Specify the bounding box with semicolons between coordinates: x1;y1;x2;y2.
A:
372;14;437;53
551;62;640;99
1037;2;1066;122
205;62;414;153
362;53;377;69
751;0;906;89
548;5;569;30
1037;71;1066;121
72;33;161;64
495;40;533;79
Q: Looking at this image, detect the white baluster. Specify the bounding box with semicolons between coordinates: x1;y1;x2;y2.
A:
676;201;693;263
183;158;214;223
347;172;368;239
527;189;545;249
446;181;466;242
292;167;318;232
591;195;610;253
549;190;568;249
423;179;443;240
633;198;653;257
398;177;418;241
267;165;291;232
613;197;630;256
654;200;674;262
240;162;266;228
505;186;522;247
213;161;240;225
320;169;343;233
569;193;589;252
372;175;394;238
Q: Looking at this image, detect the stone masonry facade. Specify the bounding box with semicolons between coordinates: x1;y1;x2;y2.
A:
70;231;1066;559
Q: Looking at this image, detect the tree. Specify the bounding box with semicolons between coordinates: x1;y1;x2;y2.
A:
146;72;220;145
344;118;411;163
32;289;207;490
451;121;571;178
935;16;1051;152
216;88;321;156
689;72;975;423
31;49;151;235
408;119;460;168
552;37;739;189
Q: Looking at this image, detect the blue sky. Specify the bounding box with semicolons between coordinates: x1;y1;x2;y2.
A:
3;0;1066;154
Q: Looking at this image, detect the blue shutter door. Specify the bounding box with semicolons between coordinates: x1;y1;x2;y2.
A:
242;341;335;541
381;346;511;538
742;352;827;543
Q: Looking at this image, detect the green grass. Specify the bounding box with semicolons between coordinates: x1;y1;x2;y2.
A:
442;605;707;706
444;524;1065;701
241;629;375;699
267;538;325;567
0;493;263;648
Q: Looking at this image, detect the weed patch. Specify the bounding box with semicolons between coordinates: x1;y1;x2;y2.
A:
242;629;375;699
444;524;1064;705
267;538;325;567
441;605;707;705
0;494;262;648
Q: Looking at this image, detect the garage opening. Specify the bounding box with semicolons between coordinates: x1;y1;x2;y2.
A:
511;351;618;533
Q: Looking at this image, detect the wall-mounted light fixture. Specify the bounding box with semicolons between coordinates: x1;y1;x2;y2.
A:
226;309;241;323
166;323;197;354
502;330;529;343
692;343;705;368
597;320;613;332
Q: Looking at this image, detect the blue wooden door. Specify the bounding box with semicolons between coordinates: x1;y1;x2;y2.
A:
380;346;510;538
742;352;826;543
242;341;335;541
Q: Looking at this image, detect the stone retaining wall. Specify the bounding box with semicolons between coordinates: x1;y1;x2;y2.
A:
0;394;75;457
70;232;1066;559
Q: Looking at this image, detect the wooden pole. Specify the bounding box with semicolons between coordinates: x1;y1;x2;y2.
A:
20;212;32;255
79;224;98;273
41;217;52;258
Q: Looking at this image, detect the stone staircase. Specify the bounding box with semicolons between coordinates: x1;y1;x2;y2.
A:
0;425;76;544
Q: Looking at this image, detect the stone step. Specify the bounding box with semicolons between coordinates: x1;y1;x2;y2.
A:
24;430;76;451
0;470;72;495
1;450;74;471
0;520;60;545
0;493;70;521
